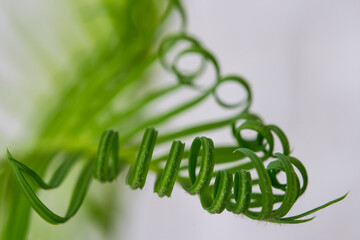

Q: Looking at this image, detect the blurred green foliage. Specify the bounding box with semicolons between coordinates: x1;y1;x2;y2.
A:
0;0;172;239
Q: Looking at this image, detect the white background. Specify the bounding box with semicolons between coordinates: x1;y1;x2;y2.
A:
1;1;359;240
119;1;360;240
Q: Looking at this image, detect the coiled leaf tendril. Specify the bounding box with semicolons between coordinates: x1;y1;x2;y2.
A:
5;0;346;227
7;125;347;225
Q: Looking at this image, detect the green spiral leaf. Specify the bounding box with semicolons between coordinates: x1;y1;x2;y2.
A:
7;126;347;225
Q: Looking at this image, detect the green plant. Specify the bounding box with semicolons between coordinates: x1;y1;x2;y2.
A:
0;0;346;239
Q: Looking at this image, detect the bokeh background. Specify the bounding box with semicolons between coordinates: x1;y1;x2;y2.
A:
1;0;359;240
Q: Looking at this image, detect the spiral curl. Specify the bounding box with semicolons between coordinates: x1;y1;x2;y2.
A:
97;125;345;223
158;33;252;111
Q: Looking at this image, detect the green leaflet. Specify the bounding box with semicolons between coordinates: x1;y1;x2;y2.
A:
7;150;93;224
94;130;121;182
154;140;185;197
